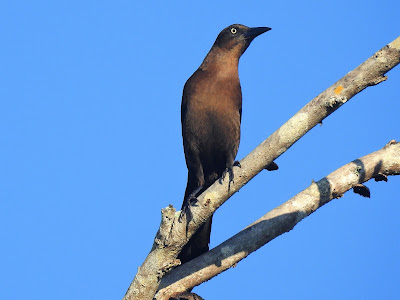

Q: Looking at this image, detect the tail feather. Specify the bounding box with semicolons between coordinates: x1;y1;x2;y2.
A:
178;216;212;264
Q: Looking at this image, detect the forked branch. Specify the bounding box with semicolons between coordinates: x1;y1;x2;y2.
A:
156;141;400;298
123;36;400;300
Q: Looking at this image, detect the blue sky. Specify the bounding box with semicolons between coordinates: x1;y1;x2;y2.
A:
1;1;399;299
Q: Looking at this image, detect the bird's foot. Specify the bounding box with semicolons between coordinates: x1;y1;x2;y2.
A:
219;160;241;184
179;186;203;223
179;201;195;224
179;199;196;224
233;160;241;168
179;194;199;238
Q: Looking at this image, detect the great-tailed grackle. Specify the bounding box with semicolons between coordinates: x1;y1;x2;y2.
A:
179;24;271;264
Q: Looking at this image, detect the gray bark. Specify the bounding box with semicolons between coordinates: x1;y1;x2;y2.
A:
156;141;400;299
123;36;400;300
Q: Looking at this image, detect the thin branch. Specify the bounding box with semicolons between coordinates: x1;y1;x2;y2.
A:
156;141;400;298
123;36;400;300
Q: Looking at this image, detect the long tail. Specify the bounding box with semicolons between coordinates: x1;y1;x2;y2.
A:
178;216;212;264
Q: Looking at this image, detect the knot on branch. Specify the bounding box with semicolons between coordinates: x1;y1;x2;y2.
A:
354;165;364;177
385;139;398;147
326;95;347;109
369;75;387;86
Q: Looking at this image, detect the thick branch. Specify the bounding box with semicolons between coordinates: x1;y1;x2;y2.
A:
123;36;400;300
189;36;400;216
156;141;400;298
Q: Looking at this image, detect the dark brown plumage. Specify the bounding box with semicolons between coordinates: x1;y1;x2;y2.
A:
179;24;271;264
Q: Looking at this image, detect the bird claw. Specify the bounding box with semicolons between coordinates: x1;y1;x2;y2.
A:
179;186;203;223
219;168;233;184
219;161;241;184
233;160;241;168
179;195;197;218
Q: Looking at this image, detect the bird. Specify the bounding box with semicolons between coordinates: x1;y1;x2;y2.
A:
178;24;271;264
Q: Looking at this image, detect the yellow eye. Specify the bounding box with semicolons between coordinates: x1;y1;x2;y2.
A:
230;27;237;34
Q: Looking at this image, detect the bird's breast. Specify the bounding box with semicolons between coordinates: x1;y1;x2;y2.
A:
183;74;241;153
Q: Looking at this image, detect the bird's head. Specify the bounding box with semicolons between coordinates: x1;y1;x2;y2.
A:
213;24;271;55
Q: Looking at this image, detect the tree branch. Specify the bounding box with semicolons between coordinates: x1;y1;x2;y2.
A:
156;140;400;298
123;36;400;300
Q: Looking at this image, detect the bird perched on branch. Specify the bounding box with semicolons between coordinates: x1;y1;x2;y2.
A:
179;24;271;264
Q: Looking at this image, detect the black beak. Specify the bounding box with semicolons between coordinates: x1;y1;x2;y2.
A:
244;27;271;40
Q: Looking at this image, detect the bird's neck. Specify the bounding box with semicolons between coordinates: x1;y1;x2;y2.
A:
199;47;240;77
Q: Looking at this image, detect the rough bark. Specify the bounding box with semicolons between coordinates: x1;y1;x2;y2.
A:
123;36;400;300
156;141;400;298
